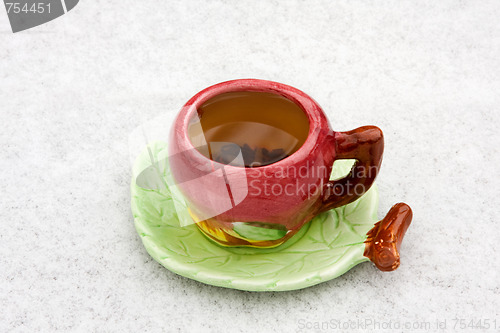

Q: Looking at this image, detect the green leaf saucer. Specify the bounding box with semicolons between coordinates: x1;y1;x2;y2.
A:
131;142;380;291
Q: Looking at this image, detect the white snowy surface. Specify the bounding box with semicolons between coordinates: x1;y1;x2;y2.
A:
1;1;499;332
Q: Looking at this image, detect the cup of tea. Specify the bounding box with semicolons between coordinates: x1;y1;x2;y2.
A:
168;79;384;248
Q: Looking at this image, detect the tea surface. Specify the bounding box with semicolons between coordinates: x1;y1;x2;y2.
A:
189;91;309;167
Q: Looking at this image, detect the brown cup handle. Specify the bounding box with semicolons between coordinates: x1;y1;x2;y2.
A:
364;203;413;271
321;126;384;212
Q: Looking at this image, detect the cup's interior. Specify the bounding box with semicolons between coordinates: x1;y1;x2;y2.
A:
188;91;310;167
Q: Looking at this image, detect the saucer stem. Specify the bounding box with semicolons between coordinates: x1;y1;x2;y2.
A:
364;203;413;271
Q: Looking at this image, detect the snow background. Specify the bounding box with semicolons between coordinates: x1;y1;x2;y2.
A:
1;1;499;331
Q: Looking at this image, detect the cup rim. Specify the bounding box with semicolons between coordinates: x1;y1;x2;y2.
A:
174;78;331;170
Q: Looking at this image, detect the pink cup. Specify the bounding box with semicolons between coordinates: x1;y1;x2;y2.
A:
169;79;384;247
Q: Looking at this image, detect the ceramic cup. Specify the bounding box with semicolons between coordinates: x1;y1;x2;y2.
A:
169;79;384;248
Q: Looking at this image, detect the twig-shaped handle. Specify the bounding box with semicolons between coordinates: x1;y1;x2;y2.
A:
364;203;413;271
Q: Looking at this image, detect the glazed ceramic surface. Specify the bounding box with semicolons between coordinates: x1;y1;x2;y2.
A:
168;79;384;247
132;142;380;291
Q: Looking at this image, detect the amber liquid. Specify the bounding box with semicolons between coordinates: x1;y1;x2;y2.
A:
188;91;310;167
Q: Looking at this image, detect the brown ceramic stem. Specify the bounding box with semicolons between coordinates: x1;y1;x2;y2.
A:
364;203;413;271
